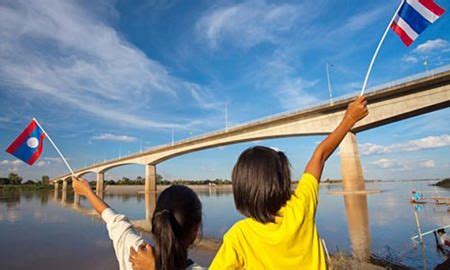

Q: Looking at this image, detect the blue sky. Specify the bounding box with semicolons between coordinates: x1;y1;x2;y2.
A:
0;0;449;181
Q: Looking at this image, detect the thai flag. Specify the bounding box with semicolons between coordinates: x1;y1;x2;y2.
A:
391;0;445;46
6;119;46;165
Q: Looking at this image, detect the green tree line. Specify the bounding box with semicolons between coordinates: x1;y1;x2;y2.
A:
1;172;232;187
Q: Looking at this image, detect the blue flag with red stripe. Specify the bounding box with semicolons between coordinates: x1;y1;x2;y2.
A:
391;0;445;46
6;119;46;165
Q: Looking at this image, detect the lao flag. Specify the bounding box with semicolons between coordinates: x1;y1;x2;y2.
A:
391;0;445;46
6;119;46;165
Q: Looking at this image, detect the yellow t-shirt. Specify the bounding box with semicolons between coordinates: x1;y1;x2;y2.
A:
210;173;326;270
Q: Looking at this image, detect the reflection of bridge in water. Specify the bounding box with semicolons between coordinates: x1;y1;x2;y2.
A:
343;194;371;261
54;184;373;263
51;66;450;263
54;186;156;231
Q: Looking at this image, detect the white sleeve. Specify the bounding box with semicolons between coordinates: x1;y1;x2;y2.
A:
102;208;146;270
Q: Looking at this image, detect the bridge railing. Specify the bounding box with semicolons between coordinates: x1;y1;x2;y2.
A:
170;64;450;143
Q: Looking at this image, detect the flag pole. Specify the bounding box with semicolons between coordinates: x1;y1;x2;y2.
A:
33;118;75;176
360;0;405;96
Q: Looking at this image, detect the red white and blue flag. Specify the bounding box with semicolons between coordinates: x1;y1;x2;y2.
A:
6;119;46;165
391;0;445;46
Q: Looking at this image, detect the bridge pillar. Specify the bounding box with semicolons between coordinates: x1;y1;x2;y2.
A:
145;192;157;224
62;179;68;191
54;181;60;200
145;164;157;193
62;180;68;202
339;132;365;192
96;172;104;198
74;192;80;206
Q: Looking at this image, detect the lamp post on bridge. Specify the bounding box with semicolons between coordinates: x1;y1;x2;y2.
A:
225;103;229;132
326;62;334;105
423;58;430;76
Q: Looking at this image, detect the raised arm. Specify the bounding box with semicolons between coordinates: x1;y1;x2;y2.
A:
72;177;146;270
305;96;368;181
72;177;109;214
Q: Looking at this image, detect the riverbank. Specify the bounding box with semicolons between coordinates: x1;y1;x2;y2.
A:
0;184;53;191
433;178;450;188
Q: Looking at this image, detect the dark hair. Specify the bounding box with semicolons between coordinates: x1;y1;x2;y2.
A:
232;146;292;224
152;185;202;270
437;229;445;234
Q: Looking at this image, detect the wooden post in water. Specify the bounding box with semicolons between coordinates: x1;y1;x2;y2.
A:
412;205;427;270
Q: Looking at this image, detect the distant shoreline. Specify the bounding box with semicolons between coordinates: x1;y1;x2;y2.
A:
103;178;446;194
105;184;233;194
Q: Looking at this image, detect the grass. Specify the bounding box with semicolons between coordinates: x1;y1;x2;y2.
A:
329;252;412;270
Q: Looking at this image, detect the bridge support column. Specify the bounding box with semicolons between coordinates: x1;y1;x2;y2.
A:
62;180;68;202
74;192;80;206
54;181;60;200
339;132;365;192
96;172;104;198
145;164;157;193
145;192;157;225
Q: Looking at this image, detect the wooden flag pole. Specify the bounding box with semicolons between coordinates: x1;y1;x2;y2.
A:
360;0;405;96
33;118;75;176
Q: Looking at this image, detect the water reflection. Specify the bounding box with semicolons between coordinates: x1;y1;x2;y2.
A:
61;186;67;203
145;192;156;224
54;186;59;200
0;181;449;269
342;194;371;261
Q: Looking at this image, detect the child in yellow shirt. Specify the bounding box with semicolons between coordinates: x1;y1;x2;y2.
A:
210;96;369;270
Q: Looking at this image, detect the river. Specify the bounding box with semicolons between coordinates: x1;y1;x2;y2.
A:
0;180;449;269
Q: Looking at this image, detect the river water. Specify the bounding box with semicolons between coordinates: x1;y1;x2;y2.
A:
0;181;449;269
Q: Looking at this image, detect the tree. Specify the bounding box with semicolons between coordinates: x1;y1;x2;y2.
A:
118;177;131;185
41;175;50;185
8;173;22;185
0;177;10;185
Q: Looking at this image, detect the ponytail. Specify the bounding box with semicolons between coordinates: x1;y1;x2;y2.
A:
152;209;187;270
151;185;202;270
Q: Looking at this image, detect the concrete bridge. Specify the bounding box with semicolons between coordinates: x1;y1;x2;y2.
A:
52;66;450;201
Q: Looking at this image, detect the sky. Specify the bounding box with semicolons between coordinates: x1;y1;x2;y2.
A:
0;0;449;181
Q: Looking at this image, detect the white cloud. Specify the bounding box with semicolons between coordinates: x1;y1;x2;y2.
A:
359;143;388;155
43;157;64;162
35;160;47;167
402;55;419;64
0;160;23;166
196;0;303;48
372;158;410;171
251;56;319;110
92;133;137;143
0;116;12;123
414;39;450;54
0;159;23;173
419;160;435;168
275;77;319;110
341;8;385;32
0;0;218;130
360;134;450;155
